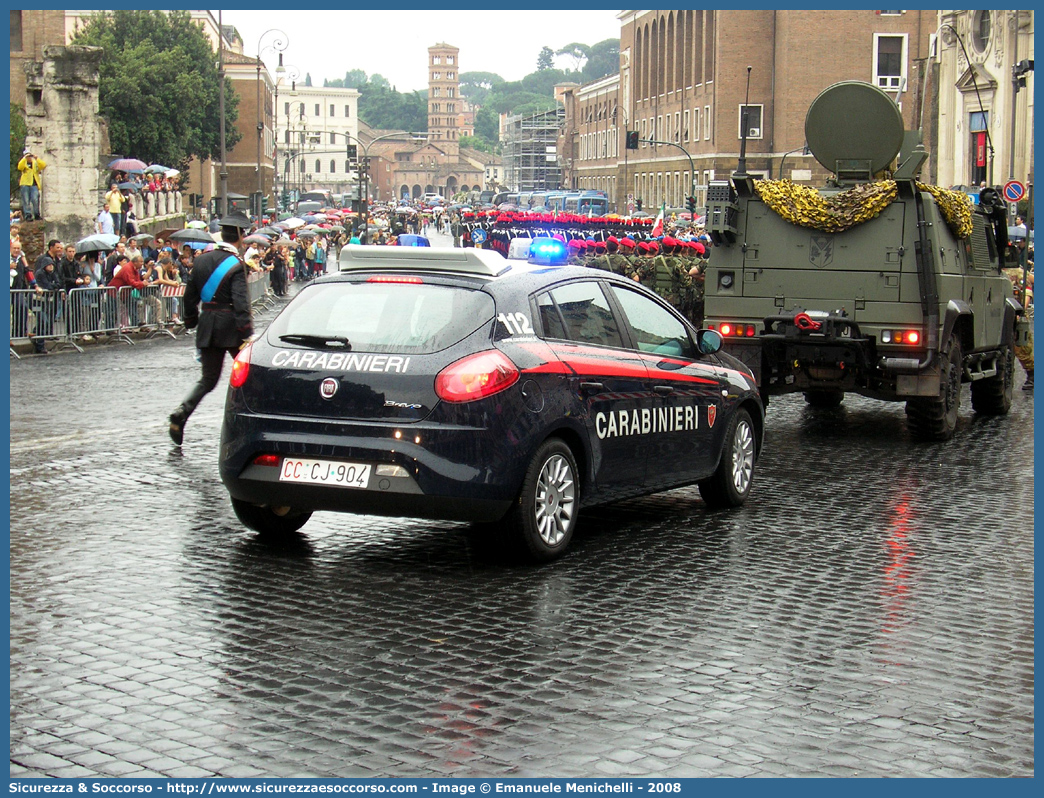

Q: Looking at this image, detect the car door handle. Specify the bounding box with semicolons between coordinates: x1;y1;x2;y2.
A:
653;385;675;395
580;381;604;393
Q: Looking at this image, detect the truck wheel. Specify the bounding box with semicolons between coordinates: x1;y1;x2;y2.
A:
803;390;844;408
970;339;1014;415
699;408;756;508
905;335;962;440
506;438;579;562
231;498;312;539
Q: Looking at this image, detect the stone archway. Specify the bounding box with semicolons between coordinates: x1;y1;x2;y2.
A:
461;184;470;194
412;185;422;199
424;184;435;195
400;184;410;200
445;176;458;197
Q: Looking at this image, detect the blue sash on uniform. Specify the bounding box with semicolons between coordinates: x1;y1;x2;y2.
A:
200;255;240;302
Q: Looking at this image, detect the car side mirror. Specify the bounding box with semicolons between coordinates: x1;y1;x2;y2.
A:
695;329;723;355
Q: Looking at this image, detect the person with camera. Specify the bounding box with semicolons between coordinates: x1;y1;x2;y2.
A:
16;149;47;222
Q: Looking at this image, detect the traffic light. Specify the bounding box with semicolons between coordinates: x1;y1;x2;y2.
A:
262;195;269;214
635;198;643;211
346;144;358;160
626;131;640;150
686;196;697;214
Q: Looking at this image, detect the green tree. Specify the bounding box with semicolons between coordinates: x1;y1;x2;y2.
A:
369;74;391;91
324;78;344;88
70;10;240;170
581;39;620;82
344;69;367;88
357;84;426;132
10;103;27;195
522;69;568;97
458;71;504;106
555;42;590;73
474;106;499;145
459;135;493;154
537;46;554;71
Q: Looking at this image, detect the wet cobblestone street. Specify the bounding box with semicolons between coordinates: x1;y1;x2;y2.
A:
9;302;1035;778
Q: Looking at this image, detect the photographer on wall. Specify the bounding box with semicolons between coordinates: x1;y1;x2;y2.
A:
16;148;47;222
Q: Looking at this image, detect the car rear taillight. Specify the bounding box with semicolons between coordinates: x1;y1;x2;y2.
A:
435;350;520;403
229;342;252;388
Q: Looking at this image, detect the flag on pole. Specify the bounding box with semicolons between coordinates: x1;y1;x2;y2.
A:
651;202;666;237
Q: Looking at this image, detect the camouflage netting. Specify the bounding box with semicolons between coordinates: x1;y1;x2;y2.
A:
754;179;973;239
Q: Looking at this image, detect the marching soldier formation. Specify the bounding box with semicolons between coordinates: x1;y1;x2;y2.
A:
453;209;712;326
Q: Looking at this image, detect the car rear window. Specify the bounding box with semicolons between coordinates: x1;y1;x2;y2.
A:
267;282;495;354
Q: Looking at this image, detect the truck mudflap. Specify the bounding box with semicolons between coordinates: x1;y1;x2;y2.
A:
760;309;875;392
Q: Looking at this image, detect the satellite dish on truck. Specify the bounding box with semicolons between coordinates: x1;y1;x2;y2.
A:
804;81;905;182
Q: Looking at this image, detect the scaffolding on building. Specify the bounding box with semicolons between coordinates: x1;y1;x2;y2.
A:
501;107;565;192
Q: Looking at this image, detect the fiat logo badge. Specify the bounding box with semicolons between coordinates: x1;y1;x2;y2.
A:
320;378;339;399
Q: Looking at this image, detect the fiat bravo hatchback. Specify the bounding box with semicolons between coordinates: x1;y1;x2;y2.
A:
219;245;764;561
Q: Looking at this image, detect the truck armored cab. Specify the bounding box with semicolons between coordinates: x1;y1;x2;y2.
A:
702;81;1023;440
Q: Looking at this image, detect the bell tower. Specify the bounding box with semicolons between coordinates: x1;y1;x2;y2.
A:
428;43;460;156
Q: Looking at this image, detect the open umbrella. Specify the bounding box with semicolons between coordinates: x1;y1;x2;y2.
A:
108;158;147;172
144;164;171;174
282;217;305;229
255;226;282;238
164;169;180;179
243;234;272;246
186;220;208;230
295;229;317;238
328;225;345;232
117;181;140;192
130;233;155;244
75;233;120;254
170;228;217;244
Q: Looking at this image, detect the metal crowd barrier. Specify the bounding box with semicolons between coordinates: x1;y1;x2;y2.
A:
10;288;83;354
246;269;275;309
11;271;277;356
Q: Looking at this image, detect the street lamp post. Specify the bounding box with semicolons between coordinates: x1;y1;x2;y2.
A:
640;137;696;227
273;57;300;213
332;131;428;242
256;29;288;220
363;132;428;242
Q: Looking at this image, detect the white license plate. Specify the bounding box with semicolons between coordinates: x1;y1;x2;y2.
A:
279;457;371;489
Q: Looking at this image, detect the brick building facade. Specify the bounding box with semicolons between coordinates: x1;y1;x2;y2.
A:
558;9;937;214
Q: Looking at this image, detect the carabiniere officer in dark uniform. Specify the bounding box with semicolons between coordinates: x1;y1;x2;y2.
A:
169;211;254;446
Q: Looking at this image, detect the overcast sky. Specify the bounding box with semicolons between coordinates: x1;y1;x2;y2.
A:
217;9;624;93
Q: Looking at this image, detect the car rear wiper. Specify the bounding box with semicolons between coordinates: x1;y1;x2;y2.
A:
278;334;353;350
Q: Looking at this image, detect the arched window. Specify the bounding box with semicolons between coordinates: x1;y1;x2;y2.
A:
330;160;336;174
315;159;321;173
345;160;351;173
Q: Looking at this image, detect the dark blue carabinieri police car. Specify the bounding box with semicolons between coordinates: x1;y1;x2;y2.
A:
219;243;764;561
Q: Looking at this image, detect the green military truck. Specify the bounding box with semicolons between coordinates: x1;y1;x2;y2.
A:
702;81;1023;440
